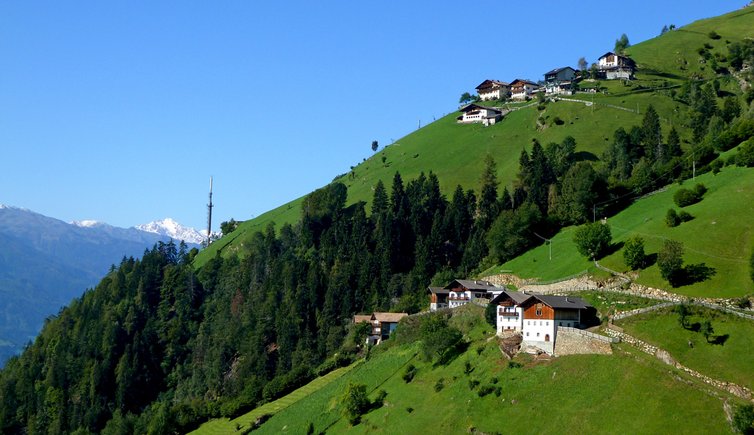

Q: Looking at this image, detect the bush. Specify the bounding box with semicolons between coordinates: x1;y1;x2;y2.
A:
477;385;496;397
665;209;680;227
673;184;706;207
434;378;445;392
402;364;417;383
733;404;754;434
708;30;721;40
468;379;480;390
508;361;522;369
553;116;565;126
736;138;754;167
678;210;693;222
623;236;646;270
573;222;612;259
341;382;370;426
419;313;462;362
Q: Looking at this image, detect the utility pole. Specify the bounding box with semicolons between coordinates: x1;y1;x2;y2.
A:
206;176;214;247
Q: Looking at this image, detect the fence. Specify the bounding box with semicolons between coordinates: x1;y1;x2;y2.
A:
612;302;678;320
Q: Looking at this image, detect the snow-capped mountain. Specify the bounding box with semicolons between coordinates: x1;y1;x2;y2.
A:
136;218;206;245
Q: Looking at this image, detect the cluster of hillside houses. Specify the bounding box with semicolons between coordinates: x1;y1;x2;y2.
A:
458;51;636;125
429;279;591;355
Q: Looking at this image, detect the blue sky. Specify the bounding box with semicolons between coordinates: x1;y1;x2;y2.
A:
0;1;745;230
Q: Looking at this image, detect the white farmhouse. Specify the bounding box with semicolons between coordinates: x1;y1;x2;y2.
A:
509;79;540;100
597;52;636;79
443;279;505;309
456;104;507;126
476;80;510;101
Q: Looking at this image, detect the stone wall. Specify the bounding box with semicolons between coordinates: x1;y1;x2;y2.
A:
554;329;613;356
613;302;678;320
605;326;753;401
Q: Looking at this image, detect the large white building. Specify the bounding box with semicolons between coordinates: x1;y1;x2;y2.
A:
509;79;541;100
440;279;505;310
490;291;590;354
597;52;636;80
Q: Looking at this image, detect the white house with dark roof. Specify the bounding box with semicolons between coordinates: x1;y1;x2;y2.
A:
457;104;507;126
597;52;636;79
476;79;510;101
443;279;505;309
509;79;541;100
544;66;576;95
490;292;591;354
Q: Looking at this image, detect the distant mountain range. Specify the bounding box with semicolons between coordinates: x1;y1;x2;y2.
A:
0;204;202;364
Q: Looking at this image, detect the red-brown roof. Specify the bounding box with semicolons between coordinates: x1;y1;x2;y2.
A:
372;312;408;323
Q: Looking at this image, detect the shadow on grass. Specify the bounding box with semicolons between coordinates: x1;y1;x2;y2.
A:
602;241;625;258
709;334;730;346
434;340;469;367
573;151;599;162
643;253;658;269
671;263;717;287
686;322;701;332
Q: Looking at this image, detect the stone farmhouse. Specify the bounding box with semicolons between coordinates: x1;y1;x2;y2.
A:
597;51;636;79
354;312;409;345
456;103;506;126
544;66;576;95
490;290;591;354
476;79;510;101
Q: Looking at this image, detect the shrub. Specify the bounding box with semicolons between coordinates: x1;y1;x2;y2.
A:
708;30;721;40
373;389;387;408
573;222;612;259
733;404;754;434
736;138;754;167
678;210;693;222
673;184;706;207
468;379;480;390
508;361;522;369
623;236;646;270
477;385;496;397
464;361;474;375
402;364;417;383
665;209;680;227
341;382;370;426
434;378;445;392
406;407;414;414
553;116;565;126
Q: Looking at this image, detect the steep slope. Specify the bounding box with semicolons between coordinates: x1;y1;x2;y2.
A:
0;206;200;363
195;7;754;268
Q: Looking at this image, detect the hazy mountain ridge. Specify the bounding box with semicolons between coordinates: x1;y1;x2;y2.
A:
0;205;201;363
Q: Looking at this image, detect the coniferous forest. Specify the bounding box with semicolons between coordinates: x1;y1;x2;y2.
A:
1;60;753;433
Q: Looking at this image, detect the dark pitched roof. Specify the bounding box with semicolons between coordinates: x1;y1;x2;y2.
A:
544;66;575;76
532;295;590;310
444;278;501;292
510;79;539;87
428;286;449;295
490;290;531;305
459;103;503;114
475;79;509;90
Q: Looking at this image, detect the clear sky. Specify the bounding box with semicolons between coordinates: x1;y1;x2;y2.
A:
0;1;746;231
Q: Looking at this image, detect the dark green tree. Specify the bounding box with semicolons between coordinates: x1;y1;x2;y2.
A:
623;236;646;270
371;140;379;152
733;404;754;435
658;240;684;286
614;33;630;53
641;105;662;162
341;382;370;425
477;154;500;230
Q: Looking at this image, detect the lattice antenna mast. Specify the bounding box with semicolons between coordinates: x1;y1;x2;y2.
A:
206;176;214;247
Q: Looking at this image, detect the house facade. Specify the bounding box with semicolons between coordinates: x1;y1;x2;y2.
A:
491;293;590;354
354;312;408;345
490;290;530;334
597;52;636;80
509;79;540;100
476;79;510;101
544;67;576;95
443;279;505;309
428;286;449;311
456;104;506;126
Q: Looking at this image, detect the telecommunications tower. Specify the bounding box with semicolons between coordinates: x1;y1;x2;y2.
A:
206;176;214;247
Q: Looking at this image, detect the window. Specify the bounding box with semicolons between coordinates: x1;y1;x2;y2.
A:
526;332;529;337
536;332;540;337
527;321;530;325
536;303;543;316
546;321;548;326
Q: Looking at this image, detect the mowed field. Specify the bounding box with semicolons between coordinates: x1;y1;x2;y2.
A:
489;166;754;298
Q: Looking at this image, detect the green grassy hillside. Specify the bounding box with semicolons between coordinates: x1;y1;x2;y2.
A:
195;7;754;268
487;165;754;298
233;307;739;434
